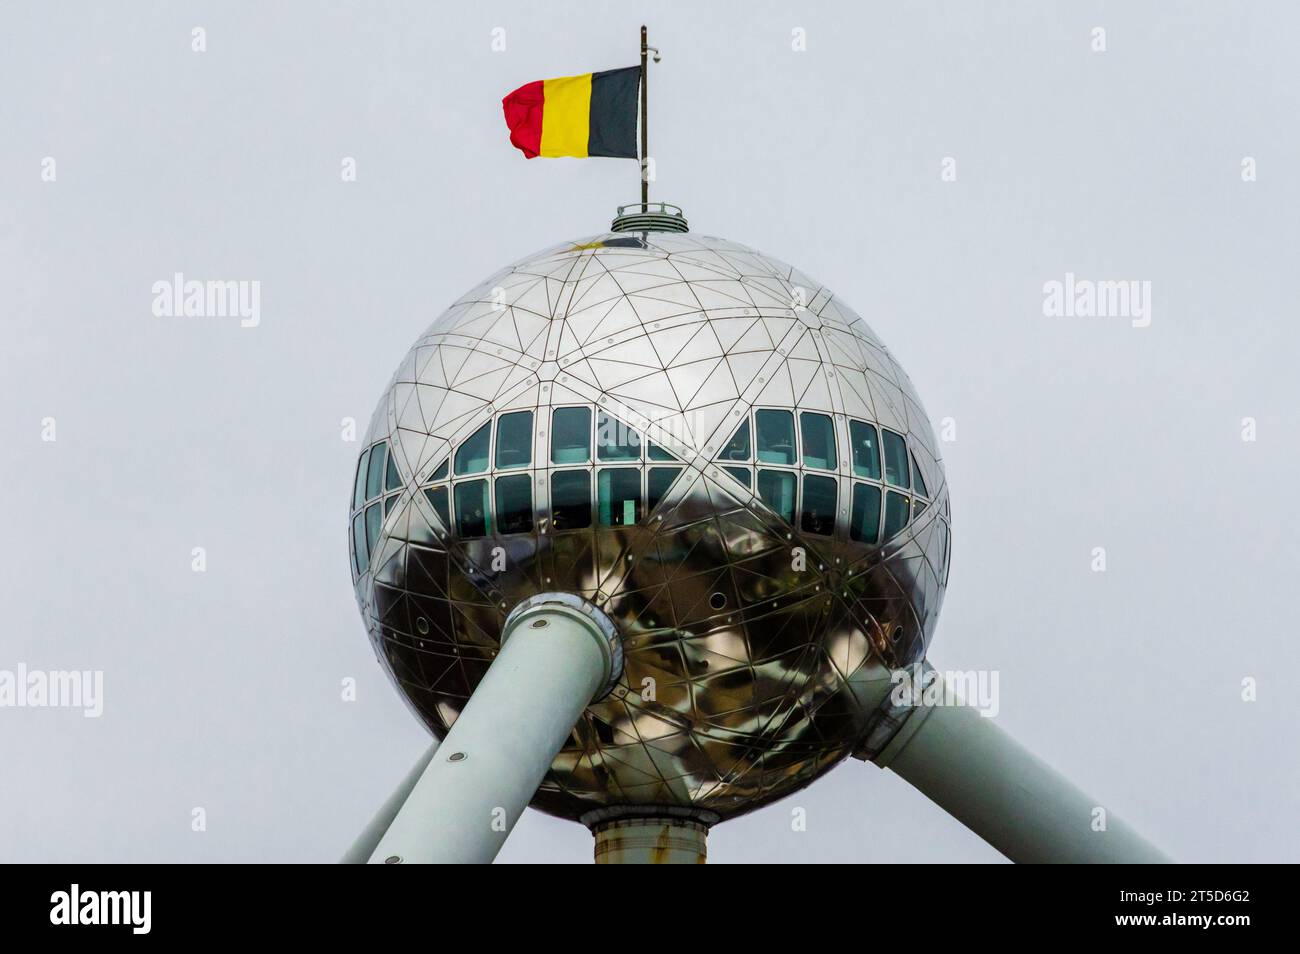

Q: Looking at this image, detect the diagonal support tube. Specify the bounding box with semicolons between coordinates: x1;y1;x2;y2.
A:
340;743;438;864
366;594;618;864
874;672;1170;863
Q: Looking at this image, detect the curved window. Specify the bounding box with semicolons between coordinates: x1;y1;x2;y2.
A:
495;411;533;470
597;412;640;461
882;430;910;489
351;512;368;574
757;469;796;523
598;468;641;526
551;470;591;530
719;420;751;461
352;440;403;576
424;485;450;529
723;466;751;487
431;458;449;482
911;452;929;498
353;447;371;511
850;420;881;480
756;410;796;465
455;422;491;476
495;474;533;534
384;450;402;492
883;490;910;539
800;413;837;470
647;466;681;512
366;443;388;500
551;407;591;464
850;483;882;543
647;441;677;462
911;452;930;518
801;474;837;535
454;480;491;538
365;502;383;557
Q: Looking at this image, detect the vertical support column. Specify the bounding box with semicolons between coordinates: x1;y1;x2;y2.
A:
593;818;708;864
583;807;717;864
368;596;618;864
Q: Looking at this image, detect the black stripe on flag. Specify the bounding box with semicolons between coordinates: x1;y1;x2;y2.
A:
588;66;639;159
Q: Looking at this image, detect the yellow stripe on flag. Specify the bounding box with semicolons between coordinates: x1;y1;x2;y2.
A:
540;74;592;158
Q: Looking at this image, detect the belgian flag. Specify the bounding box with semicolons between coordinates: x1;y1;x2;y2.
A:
502;67;640;159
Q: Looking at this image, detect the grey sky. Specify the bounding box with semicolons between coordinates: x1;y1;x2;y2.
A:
2;0;1296;862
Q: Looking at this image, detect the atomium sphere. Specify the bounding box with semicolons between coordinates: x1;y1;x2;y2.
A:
349;227;951;823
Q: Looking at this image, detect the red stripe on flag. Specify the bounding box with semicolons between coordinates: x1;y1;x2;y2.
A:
502;80;544;159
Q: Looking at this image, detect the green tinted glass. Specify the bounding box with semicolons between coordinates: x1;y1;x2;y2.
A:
366;442;387;500
647;466;681;512
882;430;910;488
551;407;591;464
756;410;796;465
455;422;491;476
883;490;910;539
353;448;371;511
550;470;591;530
757;469;796;522
424;485;450;529
352;512;368;573
495;411;533;470
800;413;837;470
718;420;751;461
454;480;491;537
800;474;837;535
723;466;751;487
911;452;929;498
365;501;383;557
495;474;533;534
850;483;881;543
598;468;641;526
849;420;881;480
597;412;640;461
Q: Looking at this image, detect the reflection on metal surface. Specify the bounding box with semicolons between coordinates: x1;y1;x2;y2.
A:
350;229;951;822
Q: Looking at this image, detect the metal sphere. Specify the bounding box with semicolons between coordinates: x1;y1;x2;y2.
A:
349;229;951;822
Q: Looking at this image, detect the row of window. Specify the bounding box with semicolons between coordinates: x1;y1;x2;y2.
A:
426;404;926;492
716;409;924;493
713;411;930;544
351;441;404;576
351;408;939;575
422;465;685;541
447;406;678;477
414;466;924;546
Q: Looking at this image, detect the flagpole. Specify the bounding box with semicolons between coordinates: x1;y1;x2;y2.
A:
640;24;648;208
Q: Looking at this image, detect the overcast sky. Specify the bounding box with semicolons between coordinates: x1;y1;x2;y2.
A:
2;0;1297;863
